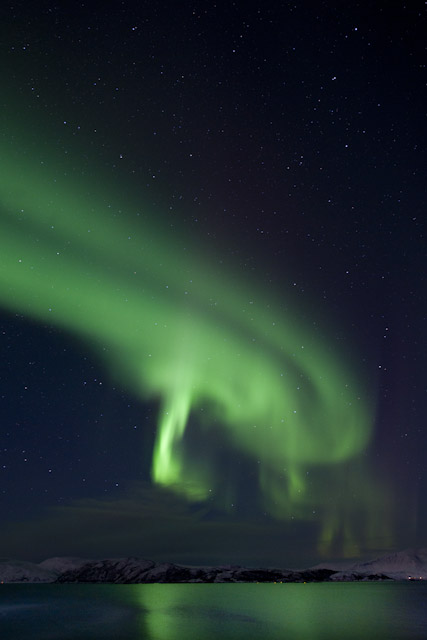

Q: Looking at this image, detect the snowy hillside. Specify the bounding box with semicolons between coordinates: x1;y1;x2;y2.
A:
0;559;56;583
349;548;427;580
2;549;426;583
56;558;388;583
38;557;90;575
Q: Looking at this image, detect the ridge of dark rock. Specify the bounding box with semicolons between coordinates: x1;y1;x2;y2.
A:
55;558;392;584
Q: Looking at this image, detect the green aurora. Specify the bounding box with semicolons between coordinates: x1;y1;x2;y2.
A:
0;133;391;556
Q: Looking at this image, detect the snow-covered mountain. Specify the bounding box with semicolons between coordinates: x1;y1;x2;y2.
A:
38;556;90;575
348;548;427;580
1;549;425;583
0;557;90;583
0;558;56;583
55;558;388;584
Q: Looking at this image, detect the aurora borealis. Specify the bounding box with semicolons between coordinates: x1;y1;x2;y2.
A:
0;130;375;533
0;1;425;567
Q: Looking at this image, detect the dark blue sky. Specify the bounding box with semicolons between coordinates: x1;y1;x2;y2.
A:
0;1;426;567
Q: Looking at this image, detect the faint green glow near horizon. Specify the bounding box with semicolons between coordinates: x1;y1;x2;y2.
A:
0;132;382;555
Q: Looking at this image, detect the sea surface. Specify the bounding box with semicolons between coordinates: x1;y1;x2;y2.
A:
0;582;426;639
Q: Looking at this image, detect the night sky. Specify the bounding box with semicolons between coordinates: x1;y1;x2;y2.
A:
0;1;426;569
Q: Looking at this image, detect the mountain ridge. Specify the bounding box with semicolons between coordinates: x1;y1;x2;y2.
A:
1;549;425;583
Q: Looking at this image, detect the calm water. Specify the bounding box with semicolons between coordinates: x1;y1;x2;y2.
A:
0;582;426;639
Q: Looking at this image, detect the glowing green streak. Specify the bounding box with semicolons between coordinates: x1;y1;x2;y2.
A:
135;584;398;639
0;130;381;552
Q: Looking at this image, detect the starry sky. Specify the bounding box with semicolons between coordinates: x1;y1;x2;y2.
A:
0;1;426;569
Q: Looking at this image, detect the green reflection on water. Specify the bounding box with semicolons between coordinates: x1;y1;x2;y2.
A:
1;582;424;640
122;583;403;640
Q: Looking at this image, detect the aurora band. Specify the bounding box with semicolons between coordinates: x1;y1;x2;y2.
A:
0;135;385;554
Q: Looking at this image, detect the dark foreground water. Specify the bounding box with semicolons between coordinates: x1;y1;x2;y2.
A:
1;582;426;639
